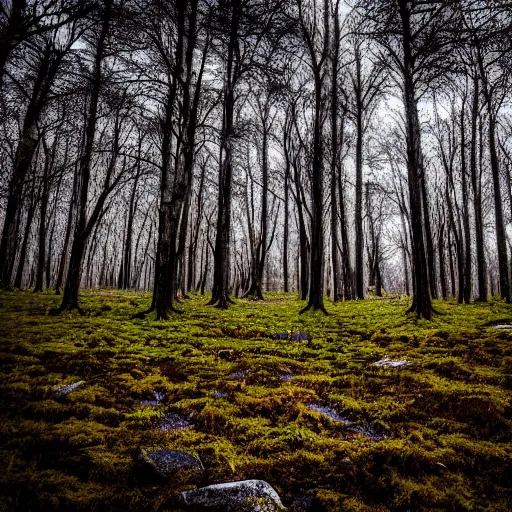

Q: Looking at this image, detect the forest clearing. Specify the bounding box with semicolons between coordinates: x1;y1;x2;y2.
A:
0;290;511;511
2;0;512;510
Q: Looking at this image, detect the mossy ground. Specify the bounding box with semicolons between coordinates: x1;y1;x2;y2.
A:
0;290;511;511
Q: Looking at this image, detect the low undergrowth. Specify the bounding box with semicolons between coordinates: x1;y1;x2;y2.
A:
0;290;511;511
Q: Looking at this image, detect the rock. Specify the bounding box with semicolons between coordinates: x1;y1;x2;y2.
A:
53;380;85;396
373;358;409;368
159;410;193;432
140;449;204;483
308;403;388;441
308;403;351;424
288;495;327;512
271;332;311;341
288;496;314;512
179;479;285;511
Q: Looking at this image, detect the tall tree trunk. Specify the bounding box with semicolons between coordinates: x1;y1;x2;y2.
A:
471;101;487;301
438;220;447;300
400;4;433;318
460;101;472;303
354;51;364;300
153;0;204;317
34;139;52;292
0;46;57;288
56;1;111;313
13;172;38;289
477;46;510;302
283;155;290;293
122;155;141;289
55;157;79;294
330;5;341;301
209;3;238;309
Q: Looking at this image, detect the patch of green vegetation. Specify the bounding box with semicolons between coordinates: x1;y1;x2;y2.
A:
0;289;511;510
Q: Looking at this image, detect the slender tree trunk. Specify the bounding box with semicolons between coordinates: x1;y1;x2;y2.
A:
283;156;290;293
300;69;327;314
354;57;364;300
13;174;38;289
477;47;510;302
400;4;433;318
469;76;487;301
56;1;111;313
460;103;472;303
34;139;54;292
330;7;341;301
438;221;447;300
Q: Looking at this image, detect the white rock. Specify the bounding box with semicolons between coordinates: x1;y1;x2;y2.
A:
53;380;85;396
179;479;285;511
373;358;409;368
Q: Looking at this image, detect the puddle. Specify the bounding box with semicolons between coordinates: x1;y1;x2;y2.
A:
213;391;229;398
159;411;193;432
54;380;85;396
271;332;311;341
280;373;294;382
230;369;250;380
138;391;165;406
490;324;512;329
373;358;409;368
308;403;387;441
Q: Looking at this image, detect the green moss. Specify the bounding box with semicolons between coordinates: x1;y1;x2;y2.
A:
1;290;511;510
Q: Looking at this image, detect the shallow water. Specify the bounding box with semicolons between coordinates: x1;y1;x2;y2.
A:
308;403;388;441
159;411;193;432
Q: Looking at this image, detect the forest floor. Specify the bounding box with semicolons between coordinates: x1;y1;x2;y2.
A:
0;290;511;511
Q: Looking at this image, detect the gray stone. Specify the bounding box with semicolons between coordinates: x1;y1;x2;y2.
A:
179;479;285;511
308;403;388;441
159;410;193;432
308;403;351;424
53;380;85;396
141;449;204;483
373;358;409;368
288;496;315;512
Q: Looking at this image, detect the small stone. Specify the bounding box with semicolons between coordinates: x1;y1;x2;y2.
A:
179;479;285;511
308;403;352;424
230;369;250;381
140;449;204;483
53;380;85;396
373;358;409;368
289;496;315;512
159;411;193;432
